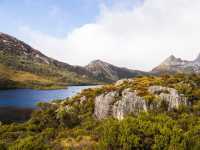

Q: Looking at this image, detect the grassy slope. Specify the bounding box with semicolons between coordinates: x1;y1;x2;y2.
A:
0;64;67;89
0;52;100;89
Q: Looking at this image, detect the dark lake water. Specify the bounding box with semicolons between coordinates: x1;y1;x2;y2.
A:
0;86;96;108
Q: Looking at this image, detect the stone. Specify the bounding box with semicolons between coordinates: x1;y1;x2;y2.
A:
94;89;147;120
94;86;188;120
148;86;187;110
112;89;147;120
94;91;119;120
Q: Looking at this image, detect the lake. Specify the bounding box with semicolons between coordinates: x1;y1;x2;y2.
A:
0;86;96;108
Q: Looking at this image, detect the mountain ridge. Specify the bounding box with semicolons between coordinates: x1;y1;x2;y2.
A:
0;33;101;89
85;59;147;82
0;32;146;89
152;53;200;74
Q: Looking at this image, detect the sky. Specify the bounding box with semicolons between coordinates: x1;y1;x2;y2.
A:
1;0;200;71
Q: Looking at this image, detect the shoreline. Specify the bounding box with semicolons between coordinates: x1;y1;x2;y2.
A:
0;83;103;91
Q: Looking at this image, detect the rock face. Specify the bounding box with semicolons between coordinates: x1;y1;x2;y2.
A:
94;89;148;120
148;86;188;110
94;86;188;120
94;91;119;120
112;89;147;120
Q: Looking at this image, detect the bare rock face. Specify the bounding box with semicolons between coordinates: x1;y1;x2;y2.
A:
94;86;188;120
94;89;147;120
148;86;187;110
94;91;119;120
113;89;147;120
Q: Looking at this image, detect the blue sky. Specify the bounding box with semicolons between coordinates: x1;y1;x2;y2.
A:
0;0;104;37
0;0;200;71
0;0;143;37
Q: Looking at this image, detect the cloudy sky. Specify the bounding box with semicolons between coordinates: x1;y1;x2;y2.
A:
1;0;200;71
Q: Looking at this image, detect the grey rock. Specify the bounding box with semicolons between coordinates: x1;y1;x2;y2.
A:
94;91;119;120
148;86;187;110
113;89;147;120
94;86;188;120
94;89;147;120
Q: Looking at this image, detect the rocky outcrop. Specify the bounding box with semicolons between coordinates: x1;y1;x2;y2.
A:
94;89;147;120
94;91;119;120
112;89;147;120
148;86;188;110
94;86;188;120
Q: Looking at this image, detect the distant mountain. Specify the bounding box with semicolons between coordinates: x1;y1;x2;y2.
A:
85;59;147;82
152;53;200;74
0;33;147;89
0;33;99;89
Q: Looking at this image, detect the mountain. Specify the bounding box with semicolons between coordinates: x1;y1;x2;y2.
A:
85;59;147;82
0;33;99;89
0;33;147;89
152;53;200;74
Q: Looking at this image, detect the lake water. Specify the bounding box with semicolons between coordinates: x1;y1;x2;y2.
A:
0;86;96;108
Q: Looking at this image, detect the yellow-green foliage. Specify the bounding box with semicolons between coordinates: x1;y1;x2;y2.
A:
1;74;200;149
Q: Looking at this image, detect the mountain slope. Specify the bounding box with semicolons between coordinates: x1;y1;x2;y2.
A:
0;33;99;89
85;59;147;82
152;54;200;74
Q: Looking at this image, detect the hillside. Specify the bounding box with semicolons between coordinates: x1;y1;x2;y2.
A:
85;59;146;82
0;33;149;89
0;33;100;89
1;74;200;149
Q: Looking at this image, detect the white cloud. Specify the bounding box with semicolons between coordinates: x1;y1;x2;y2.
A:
18;0;200;71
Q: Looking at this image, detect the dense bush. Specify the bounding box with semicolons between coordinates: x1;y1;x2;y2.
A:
1;74;200;149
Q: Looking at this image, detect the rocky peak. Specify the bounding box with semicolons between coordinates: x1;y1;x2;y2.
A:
152;54;190;73
86;59;112;69
86;60;122;82
161;55;187;66
86;59;146;82
89;59;105;64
